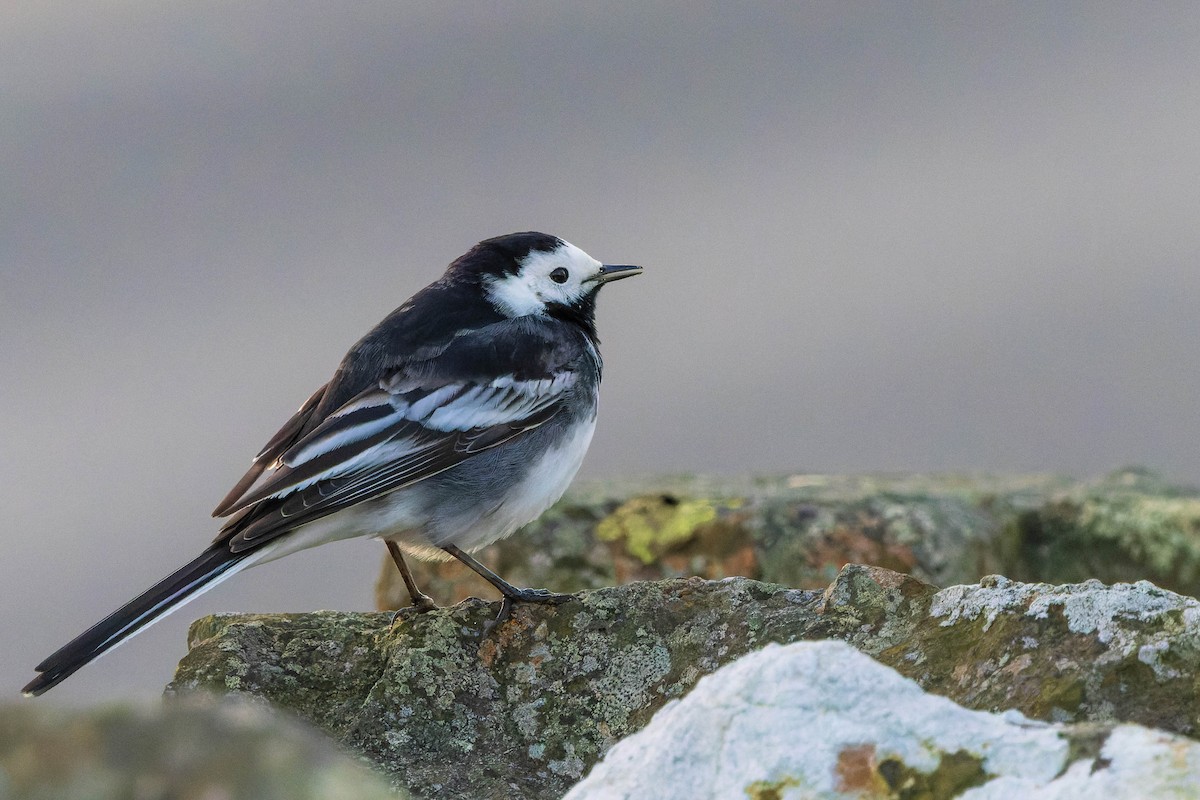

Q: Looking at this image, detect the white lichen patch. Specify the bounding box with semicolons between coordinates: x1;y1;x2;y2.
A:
512;697;545;739
549;742;585;777
782;589;809;605
563;641;1200;800
930;576;1200;678
1137;640;1178;679
961;725;1200;799
565;641;1070;799
591;644;672;713
931;575;1037;631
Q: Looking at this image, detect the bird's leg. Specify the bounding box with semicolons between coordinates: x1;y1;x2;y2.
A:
441;544;572;629
386;540;438;625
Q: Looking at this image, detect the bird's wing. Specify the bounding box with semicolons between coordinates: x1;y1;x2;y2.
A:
211;383;329;517
214;318;590;550
213;278;507;519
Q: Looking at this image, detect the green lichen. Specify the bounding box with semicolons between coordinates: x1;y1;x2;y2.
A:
744;775;801;799
877;750;991;799
596;494;726;564
1080;496;1200;577
994;489;1200;596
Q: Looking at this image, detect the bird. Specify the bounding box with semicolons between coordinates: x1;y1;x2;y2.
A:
23;231;642;696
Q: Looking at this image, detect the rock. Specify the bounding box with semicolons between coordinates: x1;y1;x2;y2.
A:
173;578;819;800
564;640;1200;800
171;565;1200;799
0;699;401;800
821;567;1200;736
374;468;1200;611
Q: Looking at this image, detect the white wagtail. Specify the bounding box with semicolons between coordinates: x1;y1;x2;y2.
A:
23;232;641;696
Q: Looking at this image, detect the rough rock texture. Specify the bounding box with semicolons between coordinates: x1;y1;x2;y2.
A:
0;700;402;800
565;640;1200;800
173;565;1200;799
829;567;1200;736
375;468;1200;611
173;579;814;800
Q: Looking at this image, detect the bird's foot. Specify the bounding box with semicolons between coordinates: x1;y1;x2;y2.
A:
388;594;439;630
507;587;574;605
409;593;439;613
483;588;573;635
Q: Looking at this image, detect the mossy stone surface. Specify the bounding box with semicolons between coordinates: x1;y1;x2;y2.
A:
175;565;1200;799
376;469;1200;612
176;578;822;800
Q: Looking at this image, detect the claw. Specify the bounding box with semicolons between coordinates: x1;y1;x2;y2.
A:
410;594;439;613
482;597;516;636
388;595;438;631
481;590;573;635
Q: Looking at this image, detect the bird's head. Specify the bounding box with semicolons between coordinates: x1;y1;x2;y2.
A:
454;232;641;321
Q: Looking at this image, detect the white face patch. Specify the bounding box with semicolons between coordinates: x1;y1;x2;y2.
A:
484;240;604;318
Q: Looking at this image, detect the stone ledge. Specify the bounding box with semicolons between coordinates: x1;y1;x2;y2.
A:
375;469;1200;611
172;564;1200;799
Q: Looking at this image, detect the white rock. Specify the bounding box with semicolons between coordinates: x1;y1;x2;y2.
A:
563;640;1200;800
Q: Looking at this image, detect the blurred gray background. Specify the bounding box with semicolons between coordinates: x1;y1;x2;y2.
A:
4;2;1199;705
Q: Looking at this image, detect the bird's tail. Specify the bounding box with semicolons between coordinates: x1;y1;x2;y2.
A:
22;545;253;697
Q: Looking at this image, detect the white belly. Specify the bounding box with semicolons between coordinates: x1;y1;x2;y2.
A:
446;414;597;552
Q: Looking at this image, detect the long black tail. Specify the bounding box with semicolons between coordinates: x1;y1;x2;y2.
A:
22;545;251;696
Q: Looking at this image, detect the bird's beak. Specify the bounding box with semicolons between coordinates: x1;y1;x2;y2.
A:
596;264;643;284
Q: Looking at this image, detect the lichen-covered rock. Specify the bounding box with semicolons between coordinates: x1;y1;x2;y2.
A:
172;566;1200;799
564;640;1200;800
374;468;1200;611
818;567;1200;736
173;579;820;800
0;700;401;800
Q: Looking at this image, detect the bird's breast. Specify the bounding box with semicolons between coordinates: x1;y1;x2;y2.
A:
443;409;598;552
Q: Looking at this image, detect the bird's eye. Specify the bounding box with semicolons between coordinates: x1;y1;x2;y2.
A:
549;267;569;284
